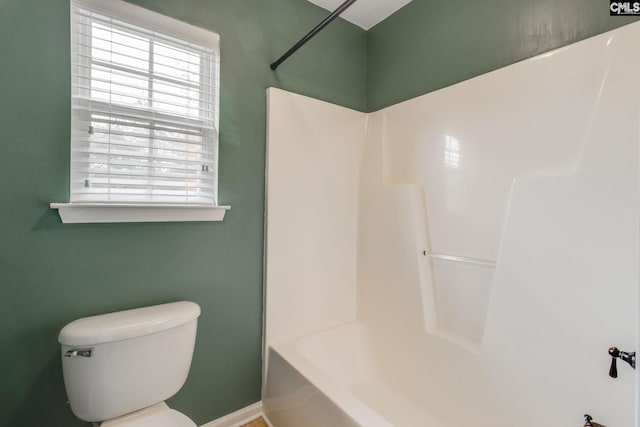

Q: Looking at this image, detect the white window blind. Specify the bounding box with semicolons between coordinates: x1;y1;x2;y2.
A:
70;0;220;205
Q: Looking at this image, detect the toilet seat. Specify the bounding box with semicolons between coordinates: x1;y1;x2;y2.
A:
101;403;196;427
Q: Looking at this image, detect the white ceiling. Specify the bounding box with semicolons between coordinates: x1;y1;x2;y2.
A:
307;0;413;30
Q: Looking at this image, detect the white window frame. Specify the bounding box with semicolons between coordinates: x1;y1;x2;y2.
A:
51;0;229;223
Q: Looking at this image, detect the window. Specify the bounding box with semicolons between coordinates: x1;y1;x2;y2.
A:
53;0;227;223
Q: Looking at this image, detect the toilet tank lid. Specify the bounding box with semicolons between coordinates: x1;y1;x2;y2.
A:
58;301;201;346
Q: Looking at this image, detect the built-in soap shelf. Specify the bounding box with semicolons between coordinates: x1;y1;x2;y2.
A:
424;251;496;268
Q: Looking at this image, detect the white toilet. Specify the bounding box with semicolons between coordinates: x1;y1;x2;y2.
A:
58;301;201;427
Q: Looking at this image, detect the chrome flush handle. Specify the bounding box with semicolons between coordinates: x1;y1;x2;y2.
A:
64;348;93;358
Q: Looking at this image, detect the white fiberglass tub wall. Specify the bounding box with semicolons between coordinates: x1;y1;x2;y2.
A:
264;22;639;427
264;88;366;348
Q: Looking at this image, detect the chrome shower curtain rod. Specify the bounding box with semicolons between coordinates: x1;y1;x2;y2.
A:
270;0;359;70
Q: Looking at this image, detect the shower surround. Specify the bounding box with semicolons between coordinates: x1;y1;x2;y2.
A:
264;22;640;427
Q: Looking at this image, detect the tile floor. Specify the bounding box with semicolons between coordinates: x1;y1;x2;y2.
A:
240;417;269;427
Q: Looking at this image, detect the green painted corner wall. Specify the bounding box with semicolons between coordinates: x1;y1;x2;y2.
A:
366;0;640;111
0;0;365;426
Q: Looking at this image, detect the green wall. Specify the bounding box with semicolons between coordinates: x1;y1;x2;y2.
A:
0;0;365;426
366;0;640;111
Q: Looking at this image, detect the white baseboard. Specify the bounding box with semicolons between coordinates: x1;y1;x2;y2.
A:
201;402;263;427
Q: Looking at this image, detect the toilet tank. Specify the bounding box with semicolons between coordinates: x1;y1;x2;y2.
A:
58;301;200;422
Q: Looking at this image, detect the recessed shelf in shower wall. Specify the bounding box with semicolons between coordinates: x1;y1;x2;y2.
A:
423;249;496;347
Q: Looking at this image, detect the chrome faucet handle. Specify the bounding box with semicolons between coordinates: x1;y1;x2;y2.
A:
609;347;636;378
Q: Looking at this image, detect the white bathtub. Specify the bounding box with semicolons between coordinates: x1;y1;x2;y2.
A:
263;322;452;427
264;315;638;427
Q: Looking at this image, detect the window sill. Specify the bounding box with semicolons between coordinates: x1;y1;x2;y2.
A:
50;203;230;224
